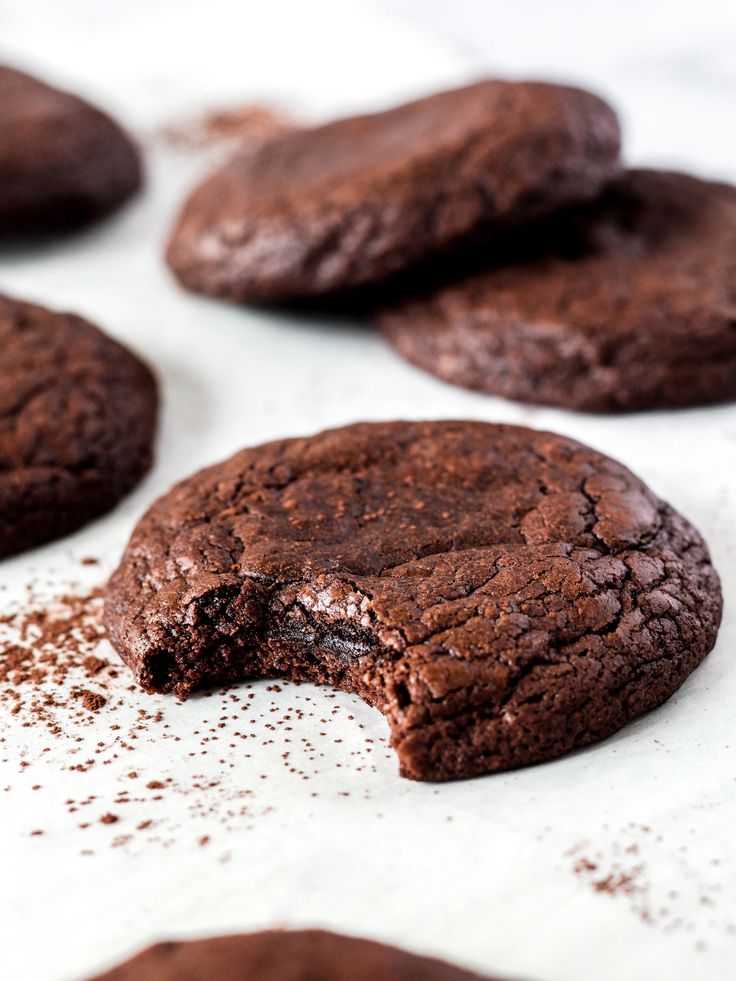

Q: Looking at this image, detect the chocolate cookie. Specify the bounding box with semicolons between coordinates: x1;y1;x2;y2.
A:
378;170;736;412
105;421;720;781
0;66;141;232
0;294;157;558
92;929;493;980
165;80;620;302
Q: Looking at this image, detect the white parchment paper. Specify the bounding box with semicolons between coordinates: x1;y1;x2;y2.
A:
1;2;735;979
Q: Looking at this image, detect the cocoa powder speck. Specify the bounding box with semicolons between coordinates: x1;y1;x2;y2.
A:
158;104;295;152
0;588;111;733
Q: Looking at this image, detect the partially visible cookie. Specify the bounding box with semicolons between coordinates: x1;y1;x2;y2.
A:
0;66;141;232
166;79;621;302
105;420;721;782
0;294;157;558
91;929;493;980
378;170;736;412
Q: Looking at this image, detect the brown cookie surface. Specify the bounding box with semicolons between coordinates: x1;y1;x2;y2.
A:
0;66;141;232
0;294;157;558
91;929;493;980
166;80;620;302
378;170;736;412
105;421;720;782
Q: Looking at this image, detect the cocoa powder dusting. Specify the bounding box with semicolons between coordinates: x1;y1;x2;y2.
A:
0;588;112;731
158;104;295;153
2;575;734;958
1;573;389;856
567;824;733;945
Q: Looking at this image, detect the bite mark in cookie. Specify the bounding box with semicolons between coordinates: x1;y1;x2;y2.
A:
105;421;720;781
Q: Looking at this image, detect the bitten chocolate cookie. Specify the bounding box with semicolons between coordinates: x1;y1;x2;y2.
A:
92;929;493;980
105;421;720;782
0;66;141;232
166;80;620;302
378;170;736;412
0;294;157;558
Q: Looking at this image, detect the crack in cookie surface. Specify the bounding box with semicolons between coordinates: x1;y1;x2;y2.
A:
105;421;721;780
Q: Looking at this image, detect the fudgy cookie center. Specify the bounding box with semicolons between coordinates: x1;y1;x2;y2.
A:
105;422;720;780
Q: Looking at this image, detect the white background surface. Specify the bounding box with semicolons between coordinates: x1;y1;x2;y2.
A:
1;2;735;979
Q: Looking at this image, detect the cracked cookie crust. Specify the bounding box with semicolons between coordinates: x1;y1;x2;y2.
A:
0;66;141;232
92;929;493;980
105;421;721;781
378;170;736;412
0;294;157;558
165;79;620;303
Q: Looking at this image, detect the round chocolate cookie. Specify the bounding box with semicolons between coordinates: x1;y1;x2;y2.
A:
166;79;621;302
0;294;157;558
105;421;720;782
0;66;141;232
378;170;736;412
91;929;492;980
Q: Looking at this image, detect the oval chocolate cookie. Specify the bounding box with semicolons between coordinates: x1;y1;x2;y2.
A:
92;929;492;980
0;66;141;232
105;421;720;781
378;170;736;412
166;80;620;302
0;294;157;558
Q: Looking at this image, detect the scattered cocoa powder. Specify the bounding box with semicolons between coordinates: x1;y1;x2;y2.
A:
1;575;399;857
159;104;295;153
0;588;112;732
73;689;107;712
591;870;642;897
568;824;733;947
